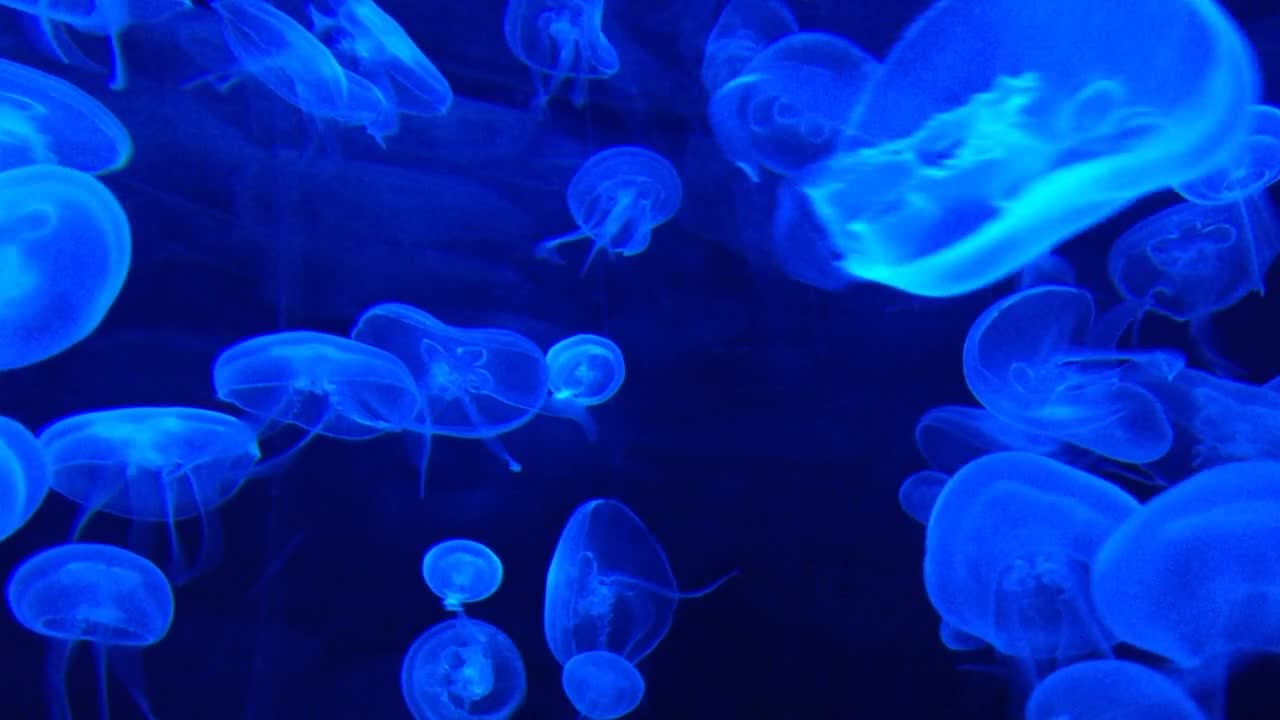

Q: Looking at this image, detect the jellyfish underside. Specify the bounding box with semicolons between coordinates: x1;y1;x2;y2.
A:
992;550;1107;662
537;184;655;275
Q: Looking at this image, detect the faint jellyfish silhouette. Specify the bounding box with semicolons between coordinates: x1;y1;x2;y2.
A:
925;452;1138;669
422;539;504;613
939;620;986;652
1026;660;1206;720
0;58;133;174
536;146;683;275
708;32;879;181
400;617;527;720
913;405;1072;474
963;285;1182;463
791;0;1257;297
1176;104;1280;206
562;650;645;720
0;164;131;371
1016;252;1076;290
503;0;618;110
700;0;797;95
7;542;174;719
897;470;948;525
541;333;625;441
0;415;51;542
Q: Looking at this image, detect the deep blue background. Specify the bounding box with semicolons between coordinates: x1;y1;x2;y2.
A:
1;1;1279;718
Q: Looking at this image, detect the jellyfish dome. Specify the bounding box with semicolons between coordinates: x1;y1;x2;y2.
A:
1176;104;1280;205
700;0;798;95
546;334;625;406
400;617;527;720
1026;660;1205;720
422;538;504;612
0;415;50;542
562;650;645;720
503;0;618;109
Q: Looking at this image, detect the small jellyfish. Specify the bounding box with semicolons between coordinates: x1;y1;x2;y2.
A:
7;542;174;720
535;146;683;275
1026;660;1206;720
700;0;797;95
0;164;131;371
562;650;645;720
503;0;618;110
897;470;948;525
542;333;625;441
422;539;504;613
0;415;50;542
0;58;133;174
1176;104;1280;206
401;617;527;720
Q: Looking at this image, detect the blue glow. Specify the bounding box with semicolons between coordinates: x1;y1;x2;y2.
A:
400;617;527;720
561;650;645;720
421;538;504;612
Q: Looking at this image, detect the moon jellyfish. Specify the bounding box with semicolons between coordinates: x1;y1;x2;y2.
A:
925;452;1137;663
913;405;1071;474
708;32;879;182
897;470;948;525
0;59;132;174
535;146;683;275
1134;368;1280;471
1026;660;1206;720
791;0;1258;297
700;0;797;95
7;542;174;720
1176;104;1280;206
400;617;527;720
1016;252;1076;290
422;539;504;612
963;286;1181;463
503;0;618;110
542;333;625;441
562;650;645;720
0;415;50;542
0;164;131;371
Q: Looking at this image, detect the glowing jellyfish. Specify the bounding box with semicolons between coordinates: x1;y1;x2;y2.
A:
7;542;174;720
926;452;1137;662
503;0;618;110
708;32;879;181
897;470;948;525
535;146;683;275
0;58;132;174
789;0;1257;297
0;415;50;542
963;285;1181;463
422;539;504;612
308;0;452;140
1176;104;1280;206
913;405;1071;475
401;617;527;720
700;0;797;95
542;333;625;441
0;164;131;371
1026;660;1206;720
562;650;645;720
1093;460;1280;666
1134;368;1280;470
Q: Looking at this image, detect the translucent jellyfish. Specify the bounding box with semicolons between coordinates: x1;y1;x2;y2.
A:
0;415;50;542
400;617;527;720
913;405;1071;474
541;333;625;441
7;543;174;719
1093;460;1280;666
1026;660;1206;720
562;650;645;720
925;452;1138;662
0;164;131;371
535;146;683;275
350;303;549;481
0;58;132;174
308;0;453;141
700;0;797;95
897;470;948;525
790;0;1258;297
963;286;1181;463
1016;252;1076;290
1135;368;1280;469
503;0;618;110
422;539;504;612
1176;104;1280;206
708;32;880;181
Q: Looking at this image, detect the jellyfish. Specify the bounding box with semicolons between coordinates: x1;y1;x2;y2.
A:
308;0;452;141
535;146;683;275
700;0;797;95
788;0;1257;297
562;650;645;720
925;452;1138;668
0;58;132;174
897;470;948;525
1176;104;1280;206
350;303;548;485
1026;660;1206;720
963;285;1182;464
708;32;879;181
541;333;625;441
1016;252;1076;290
6;542;174;719
0;164;131;371
912;405;1073;474
0;415;50;542
400;617;527;720
503;0;618;110
422;539;504;613
544;498;736;666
